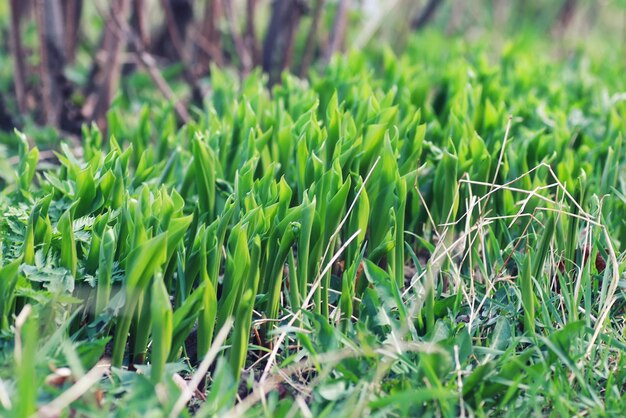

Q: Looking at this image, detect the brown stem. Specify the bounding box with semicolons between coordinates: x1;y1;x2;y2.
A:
105;6;191;123
133;0;150;48
196;0;223;72
189;27;224;68
8;0;28;114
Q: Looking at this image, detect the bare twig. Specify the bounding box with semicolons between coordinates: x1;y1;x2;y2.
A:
189;27;224;68
82;0;131;128
136;52;192;122
198;0;224;68
103;4;192;123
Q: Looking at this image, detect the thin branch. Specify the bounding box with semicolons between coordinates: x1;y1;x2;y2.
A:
82;0;131;128
189;27;224;68
411;0;444;30
103;5;191;123
198;0;224;69
135;51;192;123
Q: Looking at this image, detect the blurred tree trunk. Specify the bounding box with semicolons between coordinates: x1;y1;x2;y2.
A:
63;0;83;63
35;0;65;127
132;0;150;48
263;0;305;85
8;0;29;114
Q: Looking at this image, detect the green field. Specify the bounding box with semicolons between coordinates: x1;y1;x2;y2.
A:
1;3;626;417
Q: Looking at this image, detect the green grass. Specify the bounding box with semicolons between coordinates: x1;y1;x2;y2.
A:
1;34;626;416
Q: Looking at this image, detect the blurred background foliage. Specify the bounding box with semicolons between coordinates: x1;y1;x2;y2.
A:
1;0;625;151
